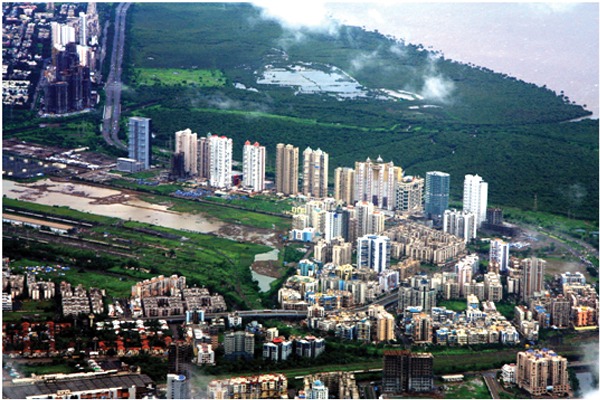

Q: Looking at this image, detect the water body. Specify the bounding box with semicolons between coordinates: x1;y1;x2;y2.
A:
257;63;369;98
251;269;276;293
251;248;279;292
2;179;223;233
325;3;599;117
254;248;279;262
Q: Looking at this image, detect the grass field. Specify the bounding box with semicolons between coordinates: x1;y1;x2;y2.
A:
437;299;468;312
132;68;226;87
16;363;79;377
444;376;491;399
3;198;274;307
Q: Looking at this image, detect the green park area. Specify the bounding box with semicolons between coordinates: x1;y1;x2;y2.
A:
131;68;226;87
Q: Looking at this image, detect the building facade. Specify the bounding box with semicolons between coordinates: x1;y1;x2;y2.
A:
167;374;189;399
357;234;391;273
521;257;546;302
223;331;255;360
516;349;569;396
334;167;355;205
463;174;488;227
302;147;329;198
424;171;450;220
128;117;151;170
208;134;233;188
174;128;198;176
489;238;510;274
443;209;477;241
197;135;210;180
242;141;266;191
382;350;434;394
354;157;403;211
276;143;299;195
395;176;424;213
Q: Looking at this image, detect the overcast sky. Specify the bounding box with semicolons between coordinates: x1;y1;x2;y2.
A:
254;1;599;117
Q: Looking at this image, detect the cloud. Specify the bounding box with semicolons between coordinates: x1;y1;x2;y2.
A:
528;2;579;14
252;0;339;34
421;75;455;103
350;49;381;72
419;54;455;103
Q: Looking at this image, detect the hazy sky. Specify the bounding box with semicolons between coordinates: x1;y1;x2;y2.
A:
255;1;599;117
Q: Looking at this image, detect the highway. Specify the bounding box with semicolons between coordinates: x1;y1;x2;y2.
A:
101;2;130;150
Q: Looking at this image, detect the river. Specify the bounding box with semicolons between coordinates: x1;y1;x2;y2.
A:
3;178;224;233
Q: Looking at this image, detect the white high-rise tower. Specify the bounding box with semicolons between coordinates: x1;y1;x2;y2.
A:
243;140;266;191
463;174;488;227
208;134;233;188
175;128;198;176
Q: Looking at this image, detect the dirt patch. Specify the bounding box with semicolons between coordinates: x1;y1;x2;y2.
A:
217;224;281;247
89;194;131;205
251;260;282;279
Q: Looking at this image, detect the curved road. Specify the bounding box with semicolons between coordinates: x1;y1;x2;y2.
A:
102;2;130;150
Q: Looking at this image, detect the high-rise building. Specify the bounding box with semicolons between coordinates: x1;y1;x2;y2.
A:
44;42;92;114
355;201;385;238
398;276;437;315
167;374;189;399
382;350;434;394
395;175;424;213
424;171;450;220
302;147;329;198
489;238;510;274
354;157;403;210
324;207;351;242
334;167;355;205
208;134;232;188
412;313;433;344
443;209;477;241
170;152;185;179
484;272;503;302
197;135;210;180
332;240;352;266
174;128;198;176
168;342;193;378
455;255;478;297
224;331;255;360
128;117;151;170
550;295;571;329
79;12;87;45
463;174;488;227
516;349;569;397
243;141;266;191
357;235;390;273
521;258;546;302
276;143;299;195
376;311;396;342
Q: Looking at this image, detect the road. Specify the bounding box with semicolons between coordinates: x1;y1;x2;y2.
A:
101;2;130;150
482;370;501;399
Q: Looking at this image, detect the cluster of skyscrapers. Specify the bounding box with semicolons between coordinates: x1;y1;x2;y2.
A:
44;4;98;114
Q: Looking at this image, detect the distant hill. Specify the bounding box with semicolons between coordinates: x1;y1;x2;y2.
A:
122;3;598;220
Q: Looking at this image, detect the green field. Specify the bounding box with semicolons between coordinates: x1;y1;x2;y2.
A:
119;2;597;222
16;363;79;377
444;376;491;399
3;198;274;307
437;299;468;312
131;68;226;87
